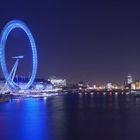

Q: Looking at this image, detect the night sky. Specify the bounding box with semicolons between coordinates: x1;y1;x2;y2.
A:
0;0;140;84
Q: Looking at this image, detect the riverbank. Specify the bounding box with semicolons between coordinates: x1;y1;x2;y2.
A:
0;94;10;102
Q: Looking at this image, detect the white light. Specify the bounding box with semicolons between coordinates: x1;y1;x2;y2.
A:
91;92;94;95
126;92;130;95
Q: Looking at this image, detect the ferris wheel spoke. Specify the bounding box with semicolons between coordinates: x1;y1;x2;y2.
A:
0;20;38;90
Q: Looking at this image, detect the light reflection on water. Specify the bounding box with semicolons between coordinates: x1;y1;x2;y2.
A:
0;98;49;140
0;94;140;140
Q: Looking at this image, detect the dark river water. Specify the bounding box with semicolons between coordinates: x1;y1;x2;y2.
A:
0;94;140;140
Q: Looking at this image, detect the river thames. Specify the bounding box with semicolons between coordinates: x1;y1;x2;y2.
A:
0;93;140;140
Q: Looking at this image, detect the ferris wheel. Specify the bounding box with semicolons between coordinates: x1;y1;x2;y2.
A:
0;20;38;90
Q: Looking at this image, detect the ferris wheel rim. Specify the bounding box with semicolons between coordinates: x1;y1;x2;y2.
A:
0;20;38;90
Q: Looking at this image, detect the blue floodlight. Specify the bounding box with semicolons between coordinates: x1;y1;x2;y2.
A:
0;20;38;90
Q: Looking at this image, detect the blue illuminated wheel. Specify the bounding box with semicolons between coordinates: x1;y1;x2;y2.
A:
0;20;38;90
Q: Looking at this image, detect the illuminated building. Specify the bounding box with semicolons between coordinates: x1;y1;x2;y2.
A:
45;82;53;91
131;83;136;90
48;76;66;88
93;85;97;89
32;80;53;91
135;80;140;89
106;83;113;90
127;74;133;84
34;83;44;90
131;80;140;90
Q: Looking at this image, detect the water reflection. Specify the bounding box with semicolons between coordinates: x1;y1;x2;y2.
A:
0;99;49;140
0;95;140;140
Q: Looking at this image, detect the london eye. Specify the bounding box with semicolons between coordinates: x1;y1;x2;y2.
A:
0;20;38;90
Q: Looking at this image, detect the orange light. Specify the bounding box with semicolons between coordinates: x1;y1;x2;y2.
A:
109;92;112;95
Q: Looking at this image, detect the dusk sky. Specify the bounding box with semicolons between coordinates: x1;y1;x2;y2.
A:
0;0;140;84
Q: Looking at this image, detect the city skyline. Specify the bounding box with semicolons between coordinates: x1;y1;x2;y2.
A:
0;0;140;84
0;1;140;140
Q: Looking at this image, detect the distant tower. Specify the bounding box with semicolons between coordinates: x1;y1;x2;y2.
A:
127;74;133;84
